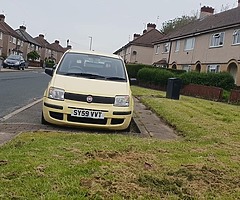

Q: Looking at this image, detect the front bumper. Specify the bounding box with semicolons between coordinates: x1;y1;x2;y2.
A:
42;97;133;130
3;63;21;68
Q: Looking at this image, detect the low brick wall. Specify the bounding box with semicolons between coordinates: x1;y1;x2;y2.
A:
28;61;41;67
229;90;240;103
181;84;223;101
138;82;166;91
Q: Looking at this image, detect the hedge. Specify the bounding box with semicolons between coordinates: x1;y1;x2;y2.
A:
179;72;235;91
137;68;175;87
126;64;186;78
126;64;152;78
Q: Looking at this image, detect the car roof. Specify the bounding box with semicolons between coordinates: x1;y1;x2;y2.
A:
65;49;122;60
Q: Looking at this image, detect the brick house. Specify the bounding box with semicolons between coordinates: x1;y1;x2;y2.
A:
47;40;66;63
15;26;42;61
34;34;51;64
152;1;240;85
0;14;24;57
114;23;164;65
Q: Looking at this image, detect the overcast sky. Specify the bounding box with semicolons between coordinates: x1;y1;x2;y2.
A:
1;0;238;53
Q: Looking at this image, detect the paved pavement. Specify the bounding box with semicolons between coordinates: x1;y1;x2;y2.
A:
133;97;178;140
0;96;178;145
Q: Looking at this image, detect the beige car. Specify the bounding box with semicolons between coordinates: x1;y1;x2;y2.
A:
42;50;133;131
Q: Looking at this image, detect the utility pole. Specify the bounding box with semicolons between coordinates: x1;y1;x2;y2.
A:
89;36;93;51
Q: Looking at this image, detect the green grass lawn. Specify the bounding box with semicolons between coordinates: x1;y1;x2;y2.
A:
1;86;240;199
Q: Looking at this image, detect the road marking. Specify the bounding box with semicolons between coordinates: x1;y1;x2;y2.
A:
0;98;42;122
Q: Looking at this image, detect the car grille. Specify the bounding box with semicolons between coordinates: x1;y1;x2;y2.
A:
49;112;124;126
65;93;114;104
67;115;108;124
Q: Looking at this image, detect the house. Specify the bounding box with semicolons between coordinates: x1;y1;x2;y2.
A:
15;26;41;60
47;40;66;63
114;23;164;65
0;14;24;57
34;34;50;62
152;1;240;85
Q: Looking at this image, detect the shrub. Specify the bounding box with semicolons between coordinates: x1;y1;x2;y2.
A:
27;51;40;61
180;72;235;91
45;59;55;68
137;68;175;87
137;68;157;84
126;64;152;78
153;69;175;86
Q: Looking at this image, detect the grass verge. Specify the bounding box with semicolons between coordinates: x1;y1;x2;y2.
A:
0;86;240;199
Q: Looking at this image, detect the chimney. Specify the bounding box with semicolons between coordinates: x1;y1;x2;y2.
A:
147;23;156;31
20;25;26;31
200;6;214;19
39;34;44;38
55;40;59;44
133;33;140;40
143;29;147;34
0;14;5;22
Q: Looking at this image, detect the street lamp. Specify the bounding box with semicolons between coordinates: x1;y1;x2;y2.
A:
89;36;93;51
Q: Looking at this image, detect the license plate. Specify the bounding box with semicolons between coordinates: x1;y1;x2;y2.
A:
71;109;104;119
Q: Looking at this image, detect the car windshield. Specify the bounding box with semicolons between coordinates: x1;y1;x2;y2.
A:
8;55;21;60
56;52;127;82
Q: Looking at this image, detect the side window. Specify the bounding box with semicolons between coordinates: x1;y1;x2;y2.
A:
184;38;195;50
233;29;240;45
210;32;224;47
162;43;170;53
155;45;160;54
207;65;220;73
175;41;180;52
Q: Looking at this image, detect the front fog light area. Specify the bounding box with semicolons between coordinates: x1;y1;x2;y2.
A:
48;87;65;101
114;95;129;107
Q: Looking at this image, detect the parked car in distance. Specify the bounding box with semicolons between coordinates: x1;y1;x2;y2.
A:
3;54;26;70
42;50;134;131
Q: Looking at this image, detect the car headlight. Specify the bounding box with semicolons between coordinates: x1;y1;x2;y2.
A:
15;61;20;65
114;95;129;107
48;87;65;101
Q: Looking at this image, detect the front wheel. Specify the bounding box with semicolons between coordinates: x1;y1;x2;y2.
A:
41;112;49;125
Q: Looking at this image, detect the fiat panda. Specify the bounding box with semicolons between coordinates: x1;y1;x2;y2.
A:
42;50;133;130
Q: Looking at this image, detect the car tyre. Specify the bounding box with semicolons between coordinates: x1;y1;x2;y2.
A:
41;112;49;125
123;118;132;132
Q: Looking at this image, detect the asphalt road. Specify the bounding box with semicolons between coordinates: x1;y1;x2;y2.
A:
0;69;51;118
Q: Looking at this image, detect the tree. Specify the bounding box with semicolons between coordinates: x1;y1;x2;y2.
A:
27;51;40;61
160;14;197;34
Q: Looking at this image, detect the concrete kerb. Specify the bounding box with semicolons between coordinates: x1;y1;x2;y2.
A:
0;66;41;72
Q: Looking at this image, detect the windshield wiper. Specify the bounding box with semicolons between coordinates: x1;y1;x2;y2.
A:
62;72;106;79
105;76;126;81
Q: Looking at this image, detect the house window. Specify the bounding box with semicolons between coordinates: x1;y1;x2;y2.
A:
184;38;195;50
17;40;21;46
126;47;131;55
162;42;170;53
182;65;191;72
233;29;240;45
175;41;180;52
0;32;2;40
207;65;220;73
155;45;160;54
210;32;224;47
12;37;16;44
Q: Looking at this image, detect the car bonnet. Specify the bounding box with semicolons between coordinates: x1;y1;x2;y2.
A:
51;74;130;96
